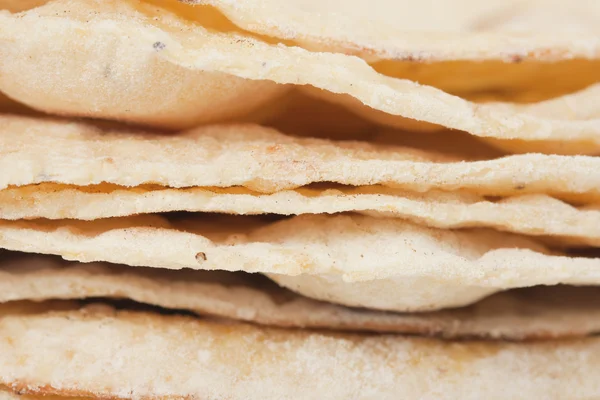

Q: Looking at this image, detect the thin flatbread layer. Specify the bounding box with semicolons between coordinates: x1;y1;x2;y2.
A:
5;0;600;102
301;84;600;155
182;0;600;61
2;214;600;311
138;0;600;102
4;183;600;246
183;0;600;104
129;1;600;105
3;302;600;399
4;255;600;340
2;1;600;154
3;115;600;202
0;1;288;130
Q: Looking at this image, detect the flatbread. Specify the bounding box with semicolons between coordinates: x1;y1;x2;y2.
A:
184;1;600;102
3;115;600;203
175;0;600;103
182;0;600;62
3;302;600;399
0;1;289;130
4;254;600;340
2;1;600;154
10;0;600;96
2;214;600;311
302;84;600;155
4;183;600;246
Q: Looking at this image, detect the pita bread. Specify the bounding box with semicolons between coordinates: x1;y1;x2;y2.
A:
302;84;600;155
167;0;600;104
4;254;600;340
3;302;600;399
181;0;600;105
4;183;600;246
2;1;600;154
3;115;600;203
9;0;600;96
184;1;600;102
0;1;289;130
182;0;600;61
2;214;600;311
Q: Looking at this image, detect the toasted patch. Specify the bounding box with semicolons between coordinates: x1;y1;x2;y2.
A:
0;388;87;400
1;214;600;311
2;1;600;153
3;183;600;246
3;302;600;399
3;255;600;340
0;0;50;12
3;115;600;201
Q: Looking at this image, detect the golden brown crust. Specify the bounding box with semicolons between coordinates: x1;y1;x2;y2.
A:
3;385;110;400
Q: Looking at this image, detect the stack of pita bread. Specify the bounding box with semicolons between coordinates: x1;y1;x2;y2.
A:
1;0;600;398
